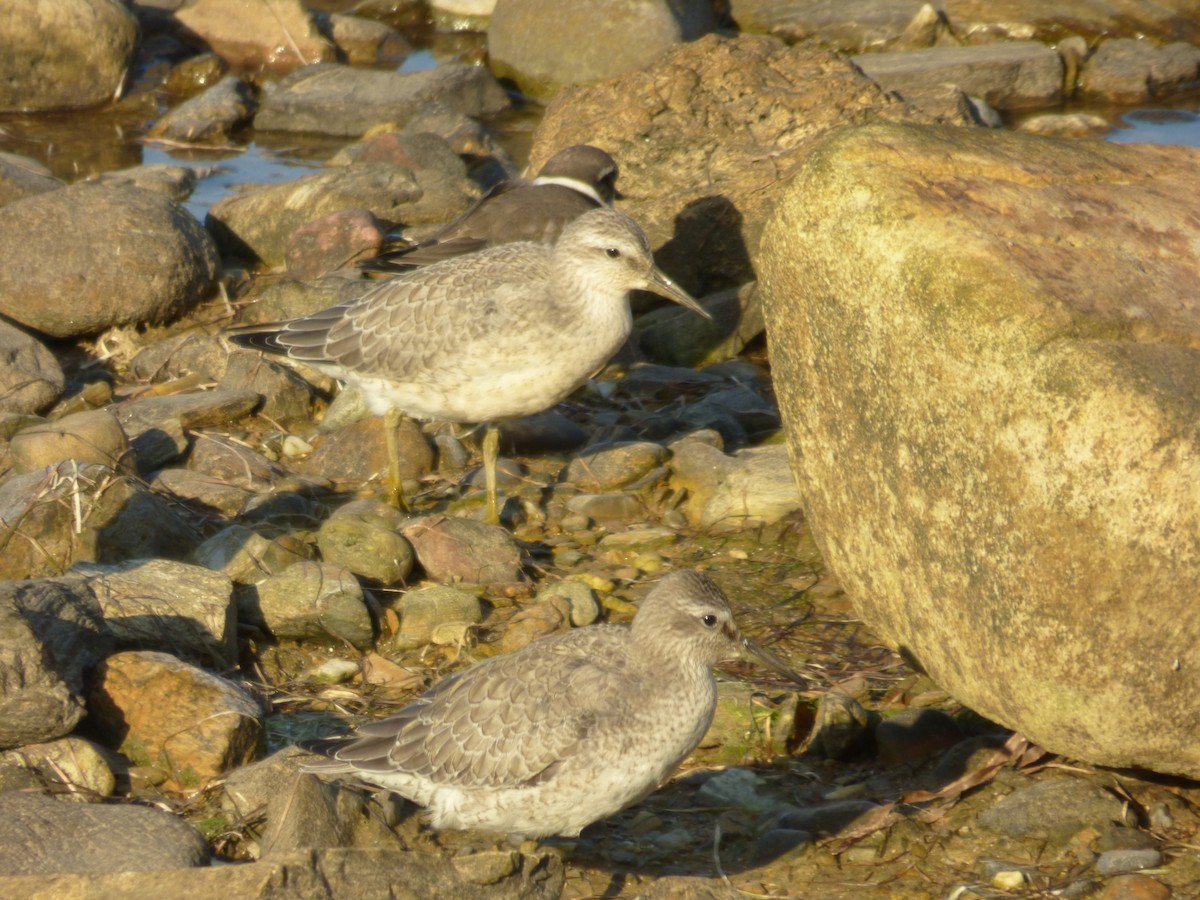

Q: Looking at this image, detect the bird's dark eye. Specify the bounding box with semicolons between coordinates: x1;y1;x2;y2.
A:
605;247;620;258
702;614;718;627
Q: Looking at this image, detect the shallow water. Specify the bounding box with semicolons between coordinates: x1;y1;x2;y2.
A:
1108;103;1200;146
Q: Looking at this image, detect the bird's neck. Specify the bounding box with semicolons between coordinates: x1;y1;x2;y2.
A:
532;175;609;207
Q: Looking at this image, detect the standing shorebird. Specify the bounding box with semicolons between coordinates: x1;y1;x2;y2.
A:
299;570;804;837
229;207;708;522
365;145;618;270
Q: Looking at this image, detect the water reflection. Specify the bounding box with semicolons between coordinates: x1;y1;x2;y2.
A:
1108;104;1200;147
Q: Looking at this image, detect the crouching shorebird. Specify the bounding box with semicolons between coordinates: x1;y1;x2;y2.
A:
364;144;618;270
299;570;804;838
230;207;709;522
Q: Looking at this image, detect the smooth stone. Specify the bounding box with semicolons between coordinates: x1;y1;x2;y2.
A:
128;332;229;384
392;585;483;650
188;434;286;490
114;388;261;439
9;409;131;474
534;579;599;626
218;351;314;427
977;778;1132;841
0;182;219;338
294;415;434;487
318;513;415;585
498;409;588;454
254;63;510;137
760;121;1200;778
94;164;199;202
0;151;61;207
0;462;200;581
253;561;373;648
2;736;116;799
0;579;112;748
0;0;137;113
88;650;263;789
149;74;256;143
693;768;786;816
285;208;387;280
564;491;645;522
328;13;412;67
401;515;524;584
487;0;714;100
565;441;668;491
495;598;570;654
173;0;335;71
147;467;253;518
1017;112;1111;137
0;791;209;875
192;524;314;585
1095;848;1164;877
0;319;62;415
161;51;229;98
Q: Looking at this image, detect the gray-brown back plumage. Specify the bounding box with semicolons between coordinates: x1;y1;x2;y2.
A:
300;570;753;837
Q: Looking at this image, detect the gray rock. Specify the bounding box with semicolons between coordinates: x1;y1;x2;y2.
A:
759;122;1200;778
114;388;261;450
255;63;510;137
94;164;199;201
0;846;565;898
253;561;373;648
236;271;371;325
1095;848;1164;875
497;409;588;455
318;508;416;585
219;351;314;427
188;433;288;491
1079;38;1200;104
60;559;237;666
0;579;112;748
693;768;786;816
329;13;412;67
977;778;1131;840
392;584;483;650
696;443;802;531
534;579;599;626
173;0;335;72
224;747;400;856
0;318;64;414
128;331;230;384
565;491;645;522
565;441;669;492
730;0;945;50
146;468;252;518
0;791;209;875
852;41;1063;111
0;182;218;338
0;152;62;207
9;409;131;474
295;414;434;489
149;74;257;143
401;515;524;584
0;462;200;581
193;524;315;585
0;0;138;113
488;0;714;99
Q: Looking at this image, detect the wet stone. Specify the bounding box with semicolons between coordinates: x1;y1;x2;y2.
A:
0;151;62;208
565;491;645;522
328;13;412;67
149;74;256;143
253;561;373;648
1096;874;1172;900
1095;848;1164;876
1079;38;1200;104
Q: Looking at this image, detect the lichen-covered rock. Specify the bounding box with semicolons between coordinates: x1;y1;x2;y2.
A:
760;122;1200;778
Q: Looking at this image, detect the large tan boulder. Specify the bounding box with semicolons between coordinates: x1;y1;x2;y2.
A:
760;123;1200;778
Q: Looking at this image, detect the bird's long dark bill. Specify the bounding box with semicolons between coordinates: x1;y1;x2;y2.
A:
741;636;807;686
649;265;712;320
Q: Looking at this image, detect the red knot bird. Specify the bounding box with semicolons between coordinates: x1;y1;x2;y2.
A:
229;207;709;522
299;570;804;837
365;144;618;270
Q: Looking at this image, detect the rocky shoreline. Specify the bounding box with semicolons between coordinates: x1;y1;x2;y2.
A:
2;1;1199;897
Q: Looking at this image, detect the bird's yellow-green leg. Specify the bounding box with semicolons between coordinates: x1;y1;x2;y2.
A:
384;407;409;512
483;424;500;525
